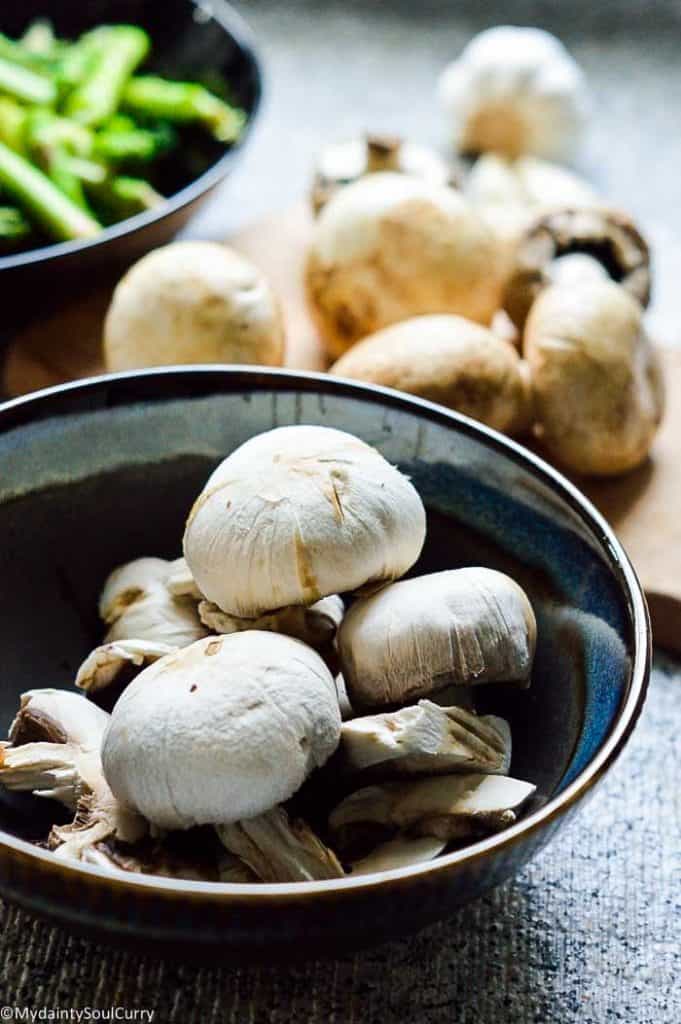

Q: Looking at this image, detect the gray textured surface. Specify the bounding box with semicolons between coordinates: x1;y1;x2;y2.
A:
2;1;681;1019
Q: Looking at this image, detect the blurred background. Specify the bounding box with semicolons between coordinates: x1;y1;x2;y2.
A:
188;0;681;343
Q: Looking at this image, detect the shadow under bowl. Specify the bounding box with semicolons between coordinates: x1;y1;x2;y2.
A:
0;368;650;960
0;0;261;336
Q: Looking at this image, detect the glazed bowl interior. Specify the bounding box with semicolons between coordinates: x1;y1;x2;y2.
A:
0;369;646;861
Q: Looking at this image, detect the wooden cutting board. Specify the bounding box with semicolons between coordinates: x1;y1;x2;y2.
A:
3;204;680;651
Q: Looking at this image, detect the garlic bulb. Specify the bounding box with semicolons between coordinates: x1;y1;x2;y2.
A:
183;425;426;618
439;27;590;161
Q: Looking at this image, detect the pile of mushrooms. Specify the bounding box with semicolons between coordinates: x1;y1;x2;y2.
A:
302;26;664;477
0;425;539;883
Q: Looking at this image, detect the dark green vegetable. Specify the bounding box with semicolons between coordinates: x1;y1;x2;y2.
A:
93;121;176;163
0;98;28;154
0;205;32;246
66;26;150;127
123;76;245;142
89;174;163;222
0;55;56;105
0;141;100;240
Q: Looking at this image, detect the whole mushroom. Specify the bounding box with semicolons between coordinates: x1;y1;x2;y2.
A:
183;425;426;618
329;314;532;436
338;568;536;708
102;632;345;880
104;241;285;371
524;279;664;476
311;133;458;214
439;26;590;160
504;207;651;329
305;172;507;358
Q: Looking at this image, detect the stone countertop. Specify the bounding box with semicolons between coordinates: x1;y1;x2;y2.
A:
1;2;680;1019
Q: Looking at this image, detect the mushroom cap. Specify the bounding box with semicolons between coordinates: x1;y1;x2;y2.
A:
524;279;664;476
183;425;427;617
103;241;285;372
338;567;536;708
439;26;589;161
504;207;651;329
305;172;506;358
99;557;171;624
101;632;342;830
311;134;457;214
329;314;532;436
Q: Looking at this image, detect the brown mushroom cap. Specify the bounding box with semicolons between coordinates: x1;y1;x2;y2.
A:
503;207;651;329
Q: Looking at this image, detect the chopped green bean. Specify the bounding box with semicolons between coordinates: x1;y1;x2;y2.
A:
89;174;163;222
66;26;150;127
20;20;60;57
0;56;56;105
0;97;28;154
123;76;245;142
0;140;100;240
93;121;176;163
0;33;56;73
62;155;108;185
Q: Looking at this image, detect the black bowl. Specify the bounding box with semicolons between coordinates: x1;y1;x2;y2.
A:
0;0;261;333
0;368;650;961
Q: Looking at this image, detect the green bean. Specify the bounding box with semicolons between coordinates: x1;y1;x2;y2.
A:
0;56;56;105
0;141;100;240
20;20;61;57
89;174;163;221
123;76;245;142
25;109;92;157
65;26;150;127
62;155;108;185
0;33;56;72
93;121;176;163
0;97;28;154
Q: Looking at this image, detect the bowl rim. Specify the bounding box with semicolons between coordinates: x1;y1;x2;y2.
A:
0;365;651;901
0;0;262;273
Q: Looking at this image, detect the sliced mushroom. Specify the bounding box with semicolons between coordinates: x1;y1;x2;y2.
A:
183;426;426;618
311;133;459;214
75;638;177;694
329;774;536;848
82;835;256;882
350;835;446;875
0;690;147;861
217;806;344;882
339;700;511;777
198;594;344;655
504;207;651;329
338;568;536;708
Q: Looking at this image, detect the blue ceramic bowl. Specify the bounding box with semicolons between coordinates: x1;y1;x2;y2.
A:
0;368;650;960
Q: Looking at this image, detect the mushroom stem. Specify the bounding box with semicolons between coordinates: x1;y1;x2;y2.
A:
75;638;177;694
216;806;345;882
198;594;344;658
365;133;402;172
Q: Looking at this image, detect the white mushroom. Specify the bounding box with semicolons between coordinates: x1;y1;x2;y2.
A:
330;774;536;846
524;279;664;476
311;133;457;214
465;154;599;247
99;557;207;648
339;701;511;777
75;639;177;694
338;568;536;708
165;557;203;600
217;806;344;882
198;594;344;655
102;631;341;828
103;241;285;372
305;172;507;358
0;690;146;861
183;425;426;618
439;26;590;160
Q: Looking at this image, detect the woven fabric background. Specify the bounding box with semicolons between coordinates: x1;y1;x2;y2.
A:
1;660;679;1022
2;2;681;1020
